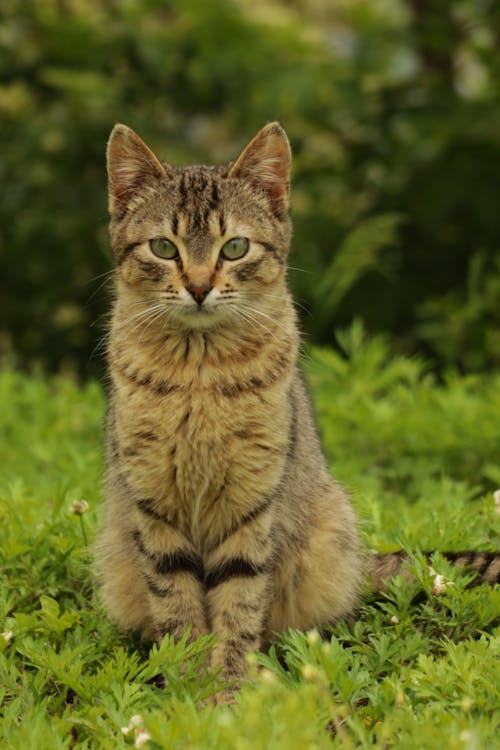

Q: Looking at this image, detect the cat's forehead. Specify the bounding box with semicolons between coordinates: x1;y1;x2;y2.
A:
168;164;228;177
163;164;227;234
167;163;229;197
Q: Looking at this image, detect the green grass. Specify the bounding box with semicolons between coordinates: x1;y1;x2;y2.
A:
1;325;499;749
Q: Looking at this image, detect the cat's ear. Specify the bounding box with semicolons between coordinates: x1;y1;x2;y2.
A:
228;122;291;217
106;124;169;215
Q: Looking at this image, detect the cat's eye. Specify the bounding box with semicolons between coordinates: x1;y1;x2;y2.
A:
220;237;249;261
150;238;179;260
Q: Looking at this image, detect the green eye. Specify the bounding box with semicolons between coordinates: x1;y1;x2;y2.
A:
150;238;179;260
221;237;249;261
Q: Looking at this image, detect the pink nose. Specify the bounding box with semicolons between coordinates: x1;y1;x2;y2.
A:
186;283;211;304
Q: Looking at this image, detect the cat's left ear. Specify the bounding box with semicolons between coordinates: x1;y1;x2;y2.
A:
106;124;169;215
228;122;291;217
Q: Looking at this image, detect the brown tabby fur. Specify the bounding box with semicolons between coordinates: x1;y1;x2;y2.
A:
97;122;498;702
368;550;500;591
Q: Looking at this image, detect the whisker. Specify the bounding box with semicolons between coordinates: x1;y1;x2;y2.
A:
115;303;165;330
90;311;114;329
286;264;313;274
127;315;164;344
238;302;290;336
247;289;311;316
86;280;114;300
137;307;170;343
91;301;173;360
230;304;275;338
113;298;161;314
87;330;111;365
85;268;115;285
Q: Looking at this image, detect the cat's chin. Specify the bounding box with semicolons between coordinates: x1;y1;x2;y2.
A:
173;307;228;331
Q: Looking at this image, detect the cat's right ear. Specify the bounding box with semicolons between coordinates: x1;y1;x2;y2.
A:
106;124;168;215
228;122;291;218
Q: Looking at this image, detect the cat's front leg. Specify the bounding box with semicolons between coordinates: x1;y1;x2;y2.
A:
131;507;209;643
204;503;276;702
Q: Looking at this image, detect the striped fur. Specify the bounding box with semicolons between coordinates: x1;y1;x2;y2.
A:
97;123;360;700
368;550;500;591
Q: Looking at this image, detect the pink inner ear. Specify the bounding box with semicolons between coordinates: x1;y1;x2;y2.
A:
107;125;166;213
229;124;291;214
255;150;290;198
108;148;145;206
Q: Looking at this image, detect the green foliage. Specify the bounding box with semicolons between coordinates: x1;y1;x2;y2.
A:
317;213;403;321
2;0;500;374
307;321;500;550
1;331;499;747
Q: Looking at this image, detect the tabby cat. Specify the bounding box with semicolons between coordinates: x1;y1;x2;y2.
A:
97;122;499;702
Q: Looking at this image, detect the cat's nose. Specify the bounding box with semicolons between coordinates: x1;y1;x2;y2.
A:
186;283;212;305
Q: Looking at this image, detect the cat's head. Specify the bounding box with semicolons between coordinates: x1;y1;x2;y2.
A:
106;122;292;332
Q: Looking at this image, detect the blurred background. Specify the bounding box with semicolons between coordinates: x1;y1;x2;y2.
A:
1;0;499;378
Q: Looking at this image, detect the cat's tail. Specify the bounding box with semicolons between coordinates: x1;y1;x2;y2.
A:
367;550;500;591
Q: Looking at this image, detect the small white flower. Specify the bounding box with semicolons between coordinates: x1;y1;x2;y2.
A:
301;663;318;681
306;628;320;645
70;499;89;515
259;668;277;683
432;574;446;595
134;729;151;748
432;573;454;596
427;565;454;596
1;631;13;643
121;715;143;737
494;490;500;513
390;615;399;624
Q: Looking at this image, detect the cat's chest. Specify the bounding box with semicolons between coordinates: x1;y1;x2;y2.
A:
170;386;228;500
110;329;294;541
115;381;227;498
113;373;287;540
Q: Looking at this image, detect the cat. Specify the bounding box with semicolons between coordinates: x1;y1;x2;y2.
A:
97;122;499;703
98;121;361;701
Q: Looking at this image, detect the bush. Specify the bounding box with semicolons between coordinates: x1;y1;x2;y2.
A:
1;0;500;375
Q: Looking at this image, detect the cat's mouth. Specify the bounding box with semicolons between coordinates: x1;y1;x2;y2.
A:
174;304;226;330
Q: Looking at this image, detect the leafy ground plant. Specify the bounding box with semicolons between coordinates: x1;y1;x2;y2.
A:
0;329;499;749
